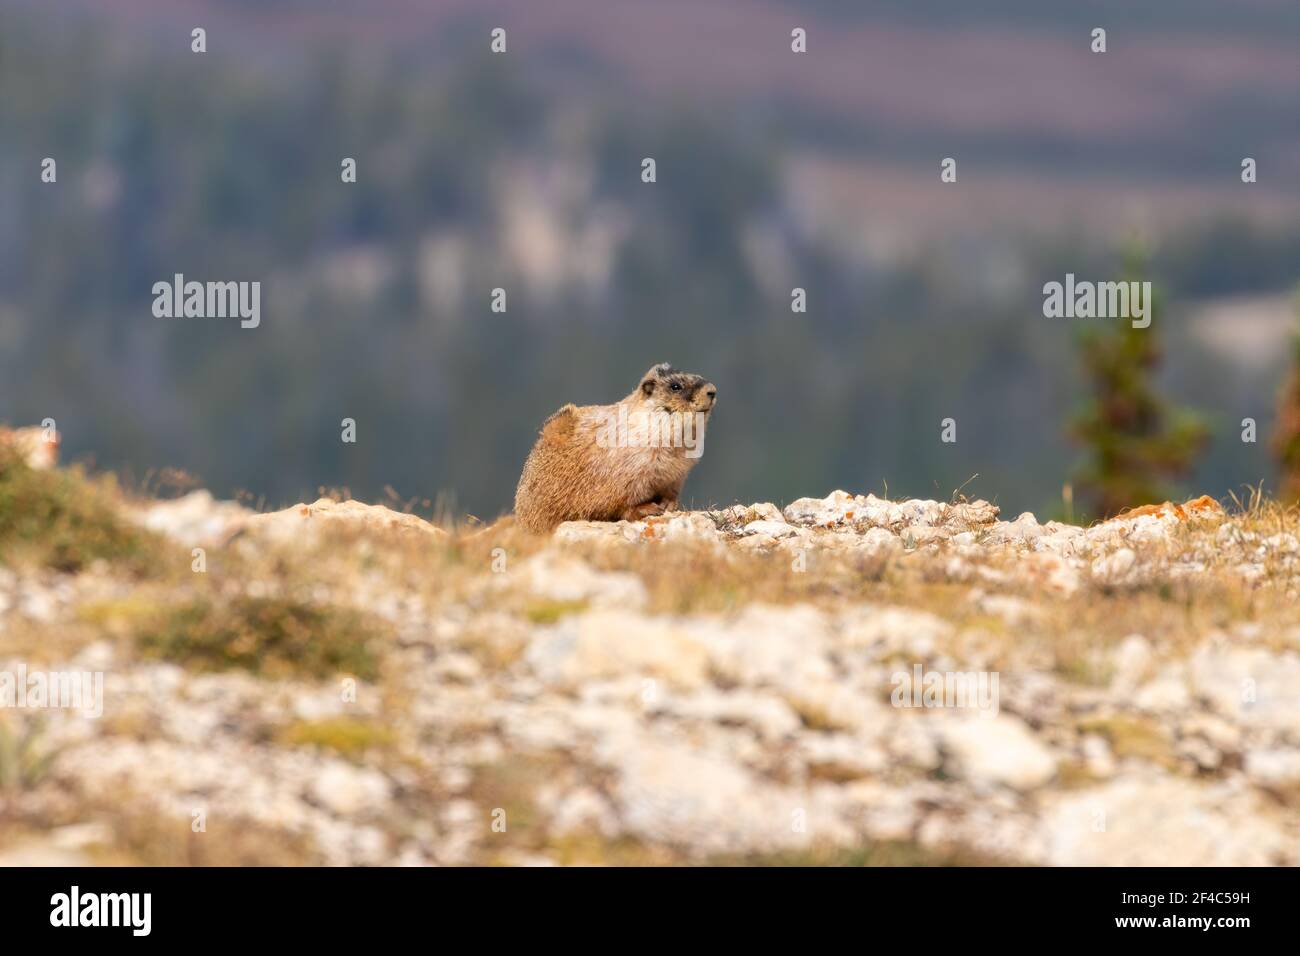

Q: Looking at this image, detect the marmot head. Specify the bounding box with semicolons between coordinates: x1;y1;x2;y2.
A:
637;362;717;416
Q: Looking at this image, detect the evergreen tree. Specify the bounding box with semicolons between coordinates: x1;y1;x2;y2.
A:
1271;289;1300;504
1068;250;1209;519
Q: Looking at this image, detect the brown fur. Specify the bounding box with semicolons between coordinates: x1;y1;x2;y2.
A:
514;363;717;532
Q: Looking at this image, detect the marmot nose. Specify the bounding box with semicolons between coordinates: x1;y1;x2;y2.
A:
705;387;717;401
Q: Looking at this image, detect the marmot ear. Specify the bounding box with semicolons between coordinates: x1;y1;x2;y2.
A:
641;379;655;396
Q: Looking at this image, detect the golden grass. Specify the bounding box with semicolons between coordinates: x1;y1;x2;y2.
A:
278;717;397;759
92;807;320;866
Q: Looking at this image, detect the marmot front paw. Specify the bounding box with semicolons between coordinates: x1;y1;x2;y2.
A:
621;501;667;521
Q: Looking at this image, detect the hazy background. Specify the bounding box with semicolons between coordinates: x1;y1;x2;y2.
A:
2;0;1298;519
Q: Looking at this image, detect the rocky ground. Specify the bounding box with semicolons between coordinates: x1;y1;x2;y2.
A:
2;456;1299;865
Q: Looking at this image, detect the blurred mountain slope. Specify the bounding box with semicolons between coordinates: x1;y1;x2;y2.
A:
0;0;1296;517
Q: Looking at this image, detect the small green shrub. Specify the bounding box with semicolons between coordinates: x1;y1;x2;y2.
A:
0;716;57;792
0;447;161;573
134;596;383;681
522;598;588;625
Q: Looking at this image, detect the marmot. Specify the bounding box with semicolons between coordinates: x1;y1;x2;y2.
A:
514;363;717;532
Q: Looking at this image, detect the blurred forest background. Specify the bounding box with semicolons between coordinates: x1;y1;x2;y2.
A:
1;0;1298;520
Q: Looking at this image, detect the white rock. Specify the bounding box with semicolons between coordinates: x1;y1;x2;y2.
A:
546;786;620;837
17;587;60;622
72;639;115;670
440;766;473;793
1043;775;1295;866
783;678;885;733
431;652;482;683
1179;713;1241;753
783;490;857;527
308;762;393;817
838;605;952;656
1031;552;1082;595
1091;547;1138;585
858;527;901;552
883;716;943;771
937;714;1057;790
726;502;784;524
693;605;834;691
1189;645;1300;731
552;520;641;544
599;733;810;856
741;520;799;539
0;842;93;867
526;610;710;690
1244;750;1300;787
1110;634;1152;691
1133;672;1191;712
897;499;946;527
839;780;929;841
49;821;113;851
659;689;802;742
650;512;726;542
1263;532;1300;554
133;490;253;546
1080;734;1116;778
799;733;888;779
507;552;647;609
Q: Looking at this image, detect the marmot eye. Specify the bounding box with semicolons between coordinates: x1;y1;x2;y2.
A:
670;382;682;392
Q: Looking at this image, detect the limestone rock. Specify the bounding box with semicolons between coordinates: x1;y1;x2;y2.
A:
310;762;394;817
1043;775;1294;866
526;610;711;690
599;733;812;856
506;551;647;609
134;489;254;546
937;714;1057;790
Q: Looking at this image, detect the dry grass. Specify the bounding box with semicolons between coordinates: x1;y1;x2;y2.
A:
278;717;397;760
710;842;1013;867
0;715;57;793
131;595;386;681
85;806;319;866
1078;715;1179;770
